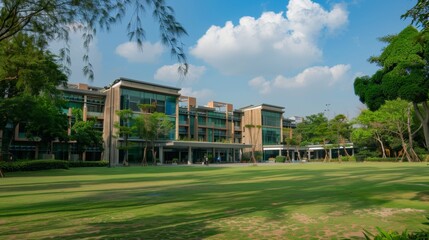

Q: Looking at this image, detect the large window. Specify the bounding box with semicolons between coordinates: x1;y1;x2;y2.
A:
262;127;280;145
120;88;177;116
262;111;281;127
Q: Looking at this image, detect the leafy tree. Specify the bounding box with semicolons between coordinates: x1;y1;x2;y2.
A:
0;33;67;158
352;109;390;158
0;0;188;79
354;26;429;150
135;103;173;165
70;108;103;161
352;99;421;161
24;94;68;157
329;114;352;160
297;113;334;161
114;109;135;166
402;0;429;28
244;124;261;165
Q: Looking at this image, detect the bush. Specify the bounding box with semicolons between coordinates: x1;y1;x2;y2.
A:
365;157;398;162
0;160;69;172
355;149;379;162
69;161;108;168
275;156;286;163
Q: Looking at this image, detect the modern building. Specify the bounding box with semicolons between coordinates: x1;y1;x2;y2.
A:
4;77;353;164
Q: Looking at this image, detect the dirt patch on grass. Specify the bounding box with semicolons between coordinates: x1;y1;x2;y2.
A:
291;213;316;224
353;208;425;218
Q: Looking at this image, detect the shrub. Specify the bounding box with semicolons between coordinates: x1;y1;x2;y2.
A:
355;149;379;162
0;160;69;172
365;157;398;162
275;156;286;163
69;161;108;168
364;226;429;240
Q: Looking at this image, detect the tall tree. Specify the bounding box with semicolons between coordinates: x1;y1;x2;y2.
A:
297;113;333;161
329;114;352;160
0;33;67;157
24;94;68;157
244;124;261;165
354;26;429;150
114;109;135;166
70;108;103;161
0;0;188;79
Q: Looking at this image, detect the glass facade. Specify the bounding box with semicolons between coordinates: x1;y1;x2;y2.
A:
120;88;177;116
261;110;282;145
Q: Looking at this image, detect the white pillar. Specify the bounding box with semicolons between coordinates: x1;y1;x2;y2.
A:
187;146;192;165
159;146;164;164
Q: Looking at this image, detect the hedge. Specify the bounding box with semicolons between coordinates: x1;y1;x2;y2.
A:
364;157;399;162
0;160;69;172
69;161;108;168
275;156;286;163
0;160;108;173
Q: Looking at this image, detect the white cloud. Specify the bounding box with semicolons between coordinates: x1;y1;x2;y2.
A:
191;0;348;76
115;41;164;63
249;64;351;94
154;64;207;84
179;87;214;101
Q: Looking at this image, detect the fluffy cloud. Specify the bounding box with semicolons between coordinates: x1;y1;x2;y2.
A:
154;64;207;84
179;88;214;101
191;0;348;75
249;64;351;94
115;41;164;63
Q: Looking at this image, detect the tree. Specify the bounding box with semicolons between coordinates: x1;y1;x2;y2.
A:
114;109;135;166
0;33;67;158
402;0;429;28
352;109;390;158
70;108;103;161
135;104;173;165
0;0;188;79
354;26;429;150
244;124;261;165
23;94;68;157
297;113;334;162
377;99;420;162
329;114;352;160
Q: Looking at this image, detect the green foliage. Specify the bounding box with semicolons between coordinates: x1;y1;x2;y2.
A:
70;108;103;155
275;156;286;163
0;160;69;172
68;161;108;168
354;26;428;109
0;0;188;79
364;157;399;162
355;149;379;162
364;226;429;240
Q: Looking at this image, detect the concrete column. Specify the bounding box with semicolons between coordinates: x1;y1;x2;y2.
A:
159;146;164;164
279;149;282;156
187;146;192;165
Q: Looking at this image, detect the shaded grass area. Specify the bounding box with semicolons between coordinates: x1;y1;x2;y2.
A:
0;163;428;239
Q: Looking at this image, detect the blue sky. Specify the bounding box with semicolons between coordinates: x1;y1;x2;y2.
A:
56;0;416;119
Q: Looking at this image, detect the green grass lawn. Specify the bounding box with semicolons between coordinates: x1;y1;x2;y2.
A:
0;162;428;239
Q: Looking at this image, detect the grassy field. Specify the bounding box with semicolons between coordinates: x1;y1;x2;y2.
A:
0;162;428;239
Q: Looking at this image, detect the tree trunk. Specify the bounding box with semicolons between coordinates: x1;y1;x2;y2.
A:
142;142;148;166
374;132;387;158
407;104;420;161
413;102;429;151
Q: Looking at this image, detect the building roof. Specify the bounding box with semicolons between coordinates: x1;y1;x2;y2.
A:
115;77;181;91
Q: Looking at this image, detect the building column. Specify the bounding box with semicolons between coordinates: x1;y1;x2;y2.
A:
187;146;193;165
159;146;164;164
